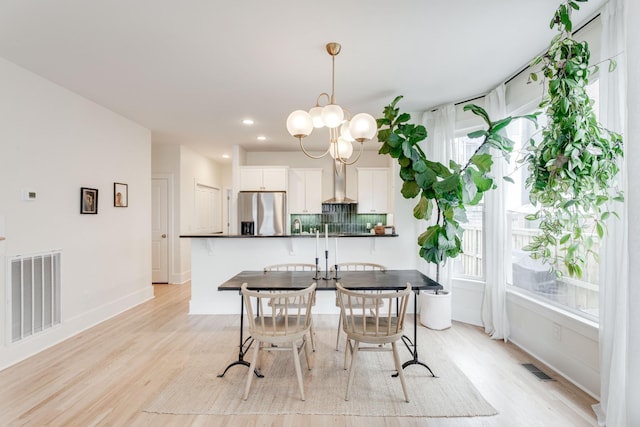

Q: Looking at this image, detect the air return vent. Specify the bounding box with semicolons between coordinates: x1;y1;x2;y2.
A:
8;251;61;343
522;363;555;381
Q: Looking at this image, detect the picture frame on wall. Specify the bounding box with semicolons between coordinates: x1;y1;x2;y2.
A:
80;187;98;214
114;182;128;207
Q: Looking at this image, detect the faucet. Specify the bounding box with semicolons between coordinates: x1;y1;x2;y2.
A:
292;218;302;234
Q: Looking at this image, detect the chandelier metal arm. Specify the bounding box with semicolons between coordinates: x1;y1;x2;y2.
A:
334;141;365;165
315;92;331;107
297;137;331;159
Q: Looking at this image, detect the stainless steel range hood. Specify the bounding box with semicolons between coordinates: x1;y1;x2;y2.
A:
323;163;357;204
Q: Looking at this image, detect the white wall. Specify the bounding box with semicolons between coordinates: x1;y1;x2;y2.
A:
0;57;153;370
507;291;599;397
152;143;228;284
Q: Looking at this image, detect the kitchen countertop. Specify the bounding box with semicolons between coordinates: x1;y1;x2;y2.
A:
180;233;398;238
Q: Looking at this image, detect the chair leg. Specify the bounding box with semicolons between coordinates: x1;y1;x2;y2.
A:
345;340;359;401
391;341;410;403
243;339;261;400
292;341;306;401
343;337;351;370
309;319;316;352
335;315;342;351
303;335;313;369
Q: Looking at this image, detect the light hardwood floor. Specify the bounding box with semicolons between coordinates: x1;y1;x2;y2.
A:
0;284;598;427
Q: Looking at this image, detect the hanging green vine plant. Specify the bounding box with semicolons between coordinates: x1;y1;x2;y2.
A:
377;96;535;265
523;0;624;278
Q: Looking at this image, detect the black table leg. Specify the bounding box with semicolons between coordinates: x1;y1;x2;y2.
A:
218;294;263;378
394;290;437;378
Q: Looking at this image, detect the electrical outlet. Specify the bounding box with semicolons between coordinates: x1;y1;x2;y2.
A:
552;322;562;341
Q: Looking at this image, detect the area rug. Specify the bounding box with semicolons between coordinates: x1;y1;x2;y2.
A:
143;327;497;418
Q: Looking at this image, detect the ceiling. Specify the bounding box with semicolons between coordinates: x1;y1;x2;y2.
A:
0;0;606;163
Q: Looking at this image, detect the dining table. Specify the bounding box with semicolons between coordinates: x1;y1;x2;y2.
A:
216;269;443;378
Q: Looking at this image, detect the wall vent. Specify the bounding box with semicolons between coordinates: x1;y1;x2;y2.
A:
7;251;61;343
522;363;555;381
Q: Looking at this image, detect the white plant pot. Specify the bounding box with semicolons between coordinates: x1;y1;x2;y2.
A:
419;290;452;330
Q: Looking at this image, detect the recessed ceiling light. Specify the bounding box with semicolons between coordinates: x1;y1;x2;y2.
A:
257;136;266;141
242;119;254;125
222;154;230;159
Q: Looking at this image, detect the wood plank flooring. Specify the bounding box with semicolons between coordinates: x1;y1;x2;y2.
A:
0;283;598;426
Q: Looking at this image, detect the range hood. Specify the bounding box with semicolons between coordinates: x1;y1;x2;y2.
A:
323;164;357;204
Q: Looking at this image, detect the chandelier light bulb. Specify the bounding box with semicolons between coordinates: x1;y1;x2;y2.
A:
321;104;344;128
329;137;354;160
286;110;313;138
309;106;325;128
340;121;355;142
349;113;377;142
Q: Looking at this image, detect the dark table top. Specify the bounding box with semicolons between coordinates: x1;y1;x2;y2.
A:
217;269;442;292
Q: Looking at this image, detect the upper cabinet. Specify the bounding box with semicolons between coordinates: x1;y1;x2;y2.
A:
239;166;288;191
357;167;389;214
289;168;322;214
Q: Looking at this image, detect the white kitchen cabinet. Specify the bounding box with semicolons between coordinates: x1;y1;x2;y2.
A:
357;167;389;213
289;168;322;214
239;167;287;191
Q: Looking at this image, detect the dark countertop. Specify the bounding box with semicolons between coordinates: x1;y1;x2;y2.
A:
180;233;398;238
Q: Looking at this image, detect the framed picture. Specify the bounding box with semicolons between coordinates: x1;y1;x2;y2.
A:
114;182;128;207
80;187;98;214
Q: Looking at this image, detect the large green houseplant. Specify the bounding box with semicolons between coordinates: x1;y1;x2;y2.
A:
522;0;623;277
377;96;535;274
377;0;623;281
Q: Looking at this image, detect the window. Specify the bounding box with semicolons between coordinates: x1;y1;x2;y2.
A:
451;135;484;280
505;81;601;320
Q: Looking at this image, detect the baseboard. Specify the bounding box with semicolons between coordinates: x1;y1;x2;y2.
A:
0;285;154;372
171;270;191;285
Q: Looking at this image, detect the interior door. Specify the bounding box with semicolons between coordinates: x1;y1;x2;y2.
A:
152;178;169;283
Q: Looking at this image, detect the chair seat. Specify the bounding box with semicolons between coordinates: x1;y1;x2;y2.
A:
343;316;403;344
251;315;311;342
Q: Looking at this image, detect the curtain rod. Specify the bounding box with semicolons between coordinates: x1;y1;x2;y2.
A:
504;12;601;85
431;11;602;112
454;94;486;106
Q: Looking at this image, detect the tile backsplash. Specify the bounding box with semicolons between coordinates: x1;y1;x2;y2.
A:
291;204;387;234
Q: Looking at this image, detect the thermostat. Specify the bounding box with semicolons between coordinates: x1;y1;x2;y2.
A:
22;190;37;201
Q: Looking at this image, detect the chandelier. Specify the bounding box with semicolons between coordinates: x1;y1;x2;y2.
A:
286;42;377;167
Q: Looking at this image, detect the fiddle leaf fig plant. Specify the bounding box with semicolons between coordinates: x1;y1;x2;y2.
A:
377;96;536;265
523;0;624;278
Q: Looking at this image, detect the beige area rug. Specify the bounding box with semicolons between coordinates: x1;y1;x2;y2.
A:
144;327;497;418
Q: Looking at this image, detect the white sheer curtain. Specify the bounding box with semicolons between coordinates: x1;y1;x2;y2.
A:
480;85;510;340
421;104;455;290
593;0;630;425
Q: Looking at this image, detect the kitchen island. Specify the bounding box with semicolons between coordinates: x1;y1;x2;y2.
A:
181;232;423;315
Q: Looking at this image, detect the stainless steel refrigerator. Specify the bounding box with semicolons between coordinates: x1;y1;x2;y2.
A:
237;191;287;236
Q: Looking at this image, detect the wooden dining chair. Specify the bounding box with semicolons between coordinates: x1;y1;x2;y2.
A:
264;263;318;351
263;263;317;272
335;282;412;402
334;262;386;351
241;282;316;401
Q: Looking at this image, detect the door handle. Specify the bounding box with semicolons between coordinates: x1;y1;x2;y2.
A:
162;234;167;238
